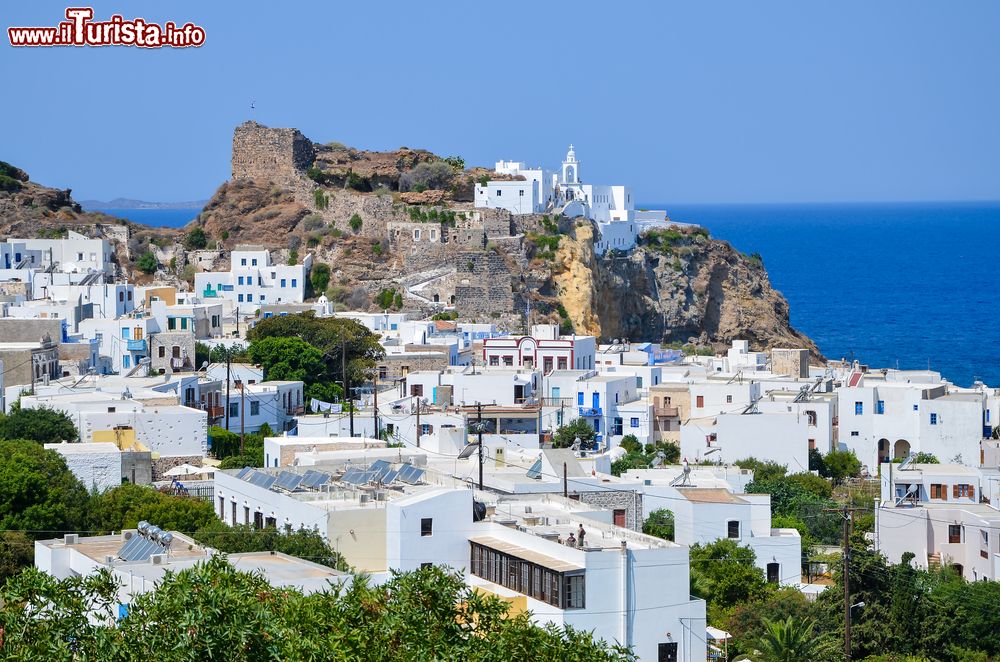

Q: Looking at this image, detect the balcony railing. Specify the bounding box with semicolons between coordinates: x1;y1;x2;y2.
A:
126;338;146;352
539;397;574;407
579;406;602;417
654;405;680;418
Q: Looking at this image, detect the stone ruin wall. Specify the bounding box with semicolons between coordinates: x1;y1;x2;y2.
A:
231;121;315;188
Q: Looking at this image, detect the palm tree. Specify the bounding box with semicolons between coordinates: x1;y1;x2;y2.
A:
738;616;838;662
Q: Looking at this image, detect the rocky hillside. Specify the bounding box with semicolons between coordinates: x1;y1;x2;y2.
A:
534;223;822;360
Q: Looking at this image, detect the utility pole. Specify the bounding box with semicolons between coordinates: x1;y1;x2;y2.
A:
341;340;354;438
373;370;380;441
225;349;231;431
239;381;246;455
415;397;421;448
826;504;865;662
477;401;484;490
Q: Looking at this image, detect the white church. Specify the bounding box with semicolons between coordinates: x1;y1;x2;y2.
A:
474;146;671;254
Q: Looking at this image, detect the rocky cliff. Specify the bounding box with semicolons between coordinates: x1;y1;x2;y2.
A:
543;223;822;360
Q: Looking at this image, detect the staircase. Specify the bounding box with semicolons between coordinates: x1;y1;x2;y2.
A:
928;552;941;569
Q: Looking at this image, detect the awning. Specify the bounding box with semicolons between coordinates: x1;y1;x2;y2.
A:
468;535;583;573
706;626;731;641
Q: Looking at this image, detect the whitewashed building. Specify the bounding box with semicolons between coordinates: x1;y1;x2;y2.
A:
194;247;313;313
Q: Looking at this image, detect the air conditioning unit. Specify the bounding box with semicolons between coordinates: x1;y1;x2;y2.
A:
150;554;165;565
375;491;387;501
359;493;371;504
63;534;78;545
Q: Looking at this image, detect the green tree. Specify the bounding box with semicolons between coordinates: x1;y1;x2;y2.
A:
310;262;331;294
744;616;838;662
0;439;88;539
642;508;674;541
195;341;211;369
87;484;218;534
184;226;208;249
0;531;34;585
0;558;634;661
349;213;363;232
619;434;642;454
735;457;788;482
247;336;325;383
552;418;596;449
195;523;347;570
0;406;77;443
136;251;157;274
689;539;771;620
912;452;939;464
824;449;862;483
808;447;827;475
785;472;833;499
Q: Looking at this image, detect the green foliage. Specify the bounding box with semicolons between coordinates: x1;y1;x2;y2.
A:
552;418;596;449
726;588;823;659
247;312;385;385
432;311;458;321
0;440;89;537
218;452;263;469
638;228;686;253
287;248;298;265
136;250;157;274
0;173;23;192
372;239;383;256
477;174;490;186
195;341;210;369
0;531;33;585
87;483;218;534
0;406;77;443
376;288;397;309
808;447;827;475
400;161;455;192
313;188;329;209
642;508;674;541
345;169;370;191
690;539;771;620
785;472;834;499
184;226;208;250
310;262;331;293
747;251;764;267
349;213;363;232
823;449;862;483
220;229;230;241
735;457;788;482
442;155;465;170
195;523;347;571
747;616;838;661
912;452;939;464
619;434;643;454
610;441;680;476
0;559;633;660
393;291;403;309
247;336;325;383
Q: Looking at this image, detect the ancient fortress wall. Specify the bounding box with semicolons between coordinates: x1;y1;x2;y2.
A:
231;121;314;187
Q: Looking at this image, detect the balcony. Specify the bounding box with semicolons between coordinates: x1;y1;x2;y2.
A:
126;338;146;352
204;405;225;419
578;406;602;417
202;287;218;298
654;405;679;418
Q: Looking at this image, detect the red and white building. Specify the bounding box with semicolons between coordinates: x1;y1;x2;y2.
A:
483;324;596;373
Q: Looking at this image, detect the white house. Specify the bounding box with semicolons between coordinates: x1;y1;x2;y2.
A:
44;442;124;492
194;247;313;313
483;324;596;372
2;232;114;276
877;462;1000;581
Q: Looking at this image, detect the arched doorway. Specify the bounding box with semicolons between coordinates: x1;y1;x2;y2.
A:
878;439;890;463
894;439;910;460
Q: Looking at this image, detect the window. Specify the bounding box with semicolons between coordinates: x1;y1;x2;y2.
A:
410;384;424;397
252;258;258;266
421;562;433;570
496;189;502;196
118;291;124;302
241;258;247;266
809;438;816;450
238;294;244;302
229;402;239;418
123;356;130;368
806;410;817;426
913;404;919;411
280;279;286;287
238;276;245;285
168;317;177;330
766;562;780;583
930;484;948;500
696;395;704;408
726;394;733;404
658;642;679;662
949;525;963;544
253;511;263;529
218;496;225;518
955;484;974;499
557;357;567;370
291;279;297;287
727;520;740;539
247;294;253;302
503;355;513;366
630;417;640;428
181;317;188;330
519;189;524;197
577;392;584;406
420;518;433;536
855;401;863;415
158;346;165;358
232;501;237;525
244;506;250;524
877;400;885;414
563;574;585;608
250;401;260;416
930;413;938;425
850;431;859;437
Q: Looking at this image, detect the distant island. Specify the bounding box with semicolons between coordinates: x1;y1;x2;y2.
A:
79;197;208;210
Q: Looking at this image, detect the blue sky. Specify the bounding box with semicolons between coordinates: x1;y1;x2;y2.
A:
2;0;999;204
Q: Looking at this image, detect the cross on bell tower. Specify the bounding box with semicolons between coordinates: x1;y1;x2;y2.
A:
561;144;579;184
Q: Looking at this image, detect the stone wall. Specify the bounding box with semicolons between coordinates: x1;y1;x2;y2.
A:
377;352;450;381
150;332;196;374
454;251;514;320
151;455;204;482
232;121;314;188
576;490;643;532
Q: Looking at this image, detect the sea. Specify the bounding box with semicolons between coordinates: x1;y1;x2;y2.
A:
89;207;200;228
653;202;1000;388
93;202;1000;387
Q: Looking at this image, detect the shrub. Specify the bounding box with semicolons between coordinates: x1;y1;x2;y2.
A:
349;214;362;232
136;251;157;274
376;289;395;309
287;249;298;266
313;189;329;209
220;230;229;241
184;227;208;250
372;240;383;256
310;263;331;293
345;170;369;192
0;174;22;192
399;161;455;192
303;213;325;231
442;155;465;170
392;292;403;309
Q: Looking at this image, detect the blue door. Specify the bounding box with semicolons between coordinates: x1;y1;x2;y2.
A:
592;392;600;410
